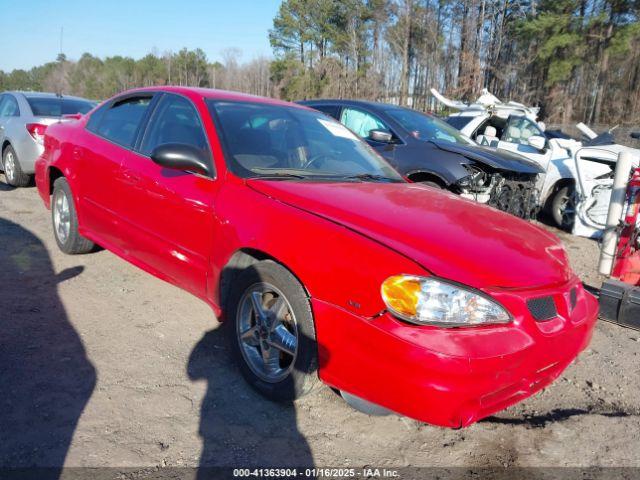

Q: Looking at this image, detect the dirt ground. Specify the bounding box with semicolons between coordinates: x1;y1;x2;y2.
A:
1;182;639;476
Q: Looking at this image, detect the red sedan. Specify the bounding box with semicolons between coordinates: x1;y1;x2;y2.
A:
35;87;598;427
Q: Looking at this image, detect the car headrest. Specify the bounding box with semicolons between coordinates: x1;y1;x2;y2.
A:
484;126;497;137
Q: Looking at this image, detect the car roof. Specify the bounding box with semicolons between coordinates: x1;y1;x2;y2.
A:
124;86;310;110
7;91;93;102
298;98;407;112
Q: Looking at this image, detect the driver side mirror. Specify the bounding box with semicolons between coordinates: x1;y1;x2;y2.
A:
527;135;547;151
369;129;393;143
150;143;212;176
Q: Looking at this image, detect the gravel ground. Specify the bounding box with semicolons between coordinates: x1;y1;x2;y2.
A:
1;182;639;476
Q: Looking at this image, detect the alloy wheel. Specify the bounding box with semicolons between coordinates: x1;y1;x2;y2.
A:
236;282;298;383
4;151;15;182
53;190;71;244
558;192;576;230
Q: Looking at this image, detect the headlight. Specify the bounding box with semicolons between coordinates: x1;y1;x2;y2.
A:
381;275;511;327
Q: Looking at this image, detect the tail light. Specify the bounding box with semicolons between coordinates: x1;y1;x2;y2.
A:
26;123;47;145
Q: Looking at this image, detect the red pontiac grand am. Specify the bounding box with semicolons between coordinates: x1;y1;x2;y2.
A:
35;87;598;428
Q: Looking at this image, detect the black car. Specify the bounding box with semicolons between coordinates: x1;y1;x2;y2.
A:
298;99;544;219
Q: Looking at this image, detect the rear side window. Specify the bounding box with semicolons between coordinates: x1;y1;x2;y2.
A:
140;94;208;156
94;96;152;147
445;116;474;130
26;98;94;117
0;95;20;117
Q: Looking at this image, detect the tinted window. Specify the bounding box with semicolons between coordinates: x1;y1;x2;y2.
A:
340;107;387;138
95;96;152;147
85;103;108;133
140;94;207;156
0;95;19;117
385;108;473;145
311;104;341;120
446;116;475;130
26;97;94;117
207;100;402;182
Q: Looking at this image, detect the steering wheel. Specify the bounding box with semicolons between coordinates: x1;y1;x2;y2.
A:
301;154;332;170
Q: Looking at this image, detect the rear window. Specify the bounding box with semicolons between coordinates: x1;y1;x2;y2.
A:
27;97;94;117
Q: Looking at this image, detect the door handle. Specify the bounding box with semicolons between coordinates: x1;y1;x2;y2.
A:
121;169;141;184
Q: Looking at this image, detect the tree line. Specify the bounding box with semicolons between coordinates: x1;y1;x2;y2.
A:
1;0;639;125
0;48;272;103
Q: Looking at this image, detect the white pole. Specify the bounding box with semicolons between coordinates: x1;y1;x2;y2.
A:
598;151;634;276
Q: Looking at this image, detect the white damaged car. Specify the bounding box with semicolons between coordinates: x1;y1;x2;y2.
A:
433;88;640;237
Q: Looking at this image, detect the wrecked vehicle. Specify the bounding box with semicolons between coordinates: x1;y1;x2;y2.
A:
434;88;640;233
36;86;598;427
299;99;544;219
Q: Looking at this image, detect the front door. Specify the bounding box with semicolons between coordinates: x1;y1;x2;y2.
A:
115;93;216;299
339;106;397;163
497;115;552;170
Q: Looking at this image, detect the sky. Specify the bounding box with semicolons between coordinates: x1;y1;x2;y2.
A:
0;0;281;71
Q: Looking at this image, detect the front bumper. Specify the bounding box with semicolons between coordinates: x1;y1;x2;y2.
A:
313;278;598;428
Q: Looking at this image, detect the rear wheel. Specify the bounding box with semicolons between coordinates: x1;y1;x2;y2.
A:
2;145;31;187
421;181;442;189
51;177;95;254
551;185;576;231
227;260;320;401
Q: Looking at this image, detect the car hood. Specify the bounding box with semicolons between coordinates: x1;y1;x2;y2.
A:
432;141;544;174
248;180;571;290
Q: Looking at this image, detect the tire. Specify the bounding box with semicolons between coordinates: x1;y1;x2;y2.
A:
551;184;576;231
2;145;31;187
226;260;320;402
51;177;95;254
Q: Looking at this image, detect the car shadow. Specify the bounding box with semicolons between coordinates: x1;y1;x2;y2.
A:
0;217;96;479
484;406;634;428
188;266;316;475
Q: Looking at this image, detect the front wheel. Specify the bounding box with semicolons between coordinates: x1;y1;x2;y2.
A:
51;177;95;254
227;260;320;401
551;185;576;231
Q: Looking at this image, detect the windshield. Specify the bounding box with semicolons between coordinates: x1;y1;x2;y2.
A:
386;108;473;145
207;100;403;182
27;97;95;117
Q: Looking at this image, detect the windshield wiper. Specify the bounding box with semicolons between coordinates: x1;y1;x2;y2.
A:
249;172;308;180
341;173;401;183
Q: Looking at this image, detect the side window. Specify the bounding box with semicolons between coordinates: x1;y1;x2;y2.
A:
85;102;109;133
139;94;208;156
0;95;20;117
502;117;544;145
313;104;341;120
94;96;152;147
446;116;474;131
340;107;387;139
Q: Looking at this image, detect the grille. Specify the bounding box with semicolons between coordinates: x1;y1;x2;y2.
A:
569;288;578;310
527;296;557;321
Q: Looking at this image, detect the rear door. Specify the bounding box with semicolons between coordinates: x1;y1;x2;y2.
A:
0;95;8;148
497;115;552;169
0;94;21;153
115;93;216;298
79;93;155;248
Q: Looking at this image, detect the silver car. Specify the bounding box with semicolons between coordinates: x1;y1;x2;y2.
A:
0;92;95;187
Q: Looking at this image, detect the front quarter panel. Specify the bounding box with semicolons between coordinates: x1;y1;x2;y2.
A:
392;142;472;184
211;178;428;318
